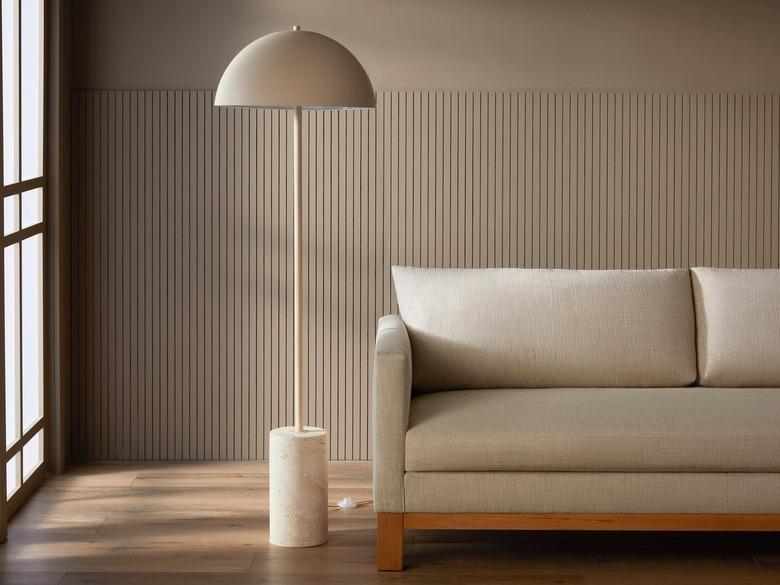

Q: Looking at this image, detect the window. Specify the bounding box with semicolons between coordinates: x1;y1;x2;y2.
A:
1;0;45;518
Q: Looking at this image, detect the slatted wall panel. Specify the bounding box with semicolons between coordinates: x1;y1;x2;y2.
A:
71;90;780;461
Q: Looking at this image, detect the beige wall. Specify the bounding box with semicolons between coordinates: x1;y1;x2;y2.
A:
69;1;780;461
70;89;780;461
72;0;780;91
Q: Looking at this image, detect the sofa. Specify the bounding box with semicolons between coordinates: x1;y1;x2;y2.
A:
372;266;780;570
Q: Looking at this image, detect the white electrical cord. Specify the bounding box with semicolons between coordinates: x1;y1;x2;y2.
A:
336;497;358;509
328;498;373;511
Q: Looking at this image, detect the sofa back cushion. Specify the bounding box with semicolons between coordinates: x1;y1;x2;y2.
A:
691;267;780;387
392;267;697;391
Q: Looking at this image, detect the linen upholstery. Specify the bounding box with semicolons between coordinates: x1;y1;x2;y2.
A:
404;472;780;513
691;267;780;387
392;267;697;391
372;315;412;512
405;387;780;472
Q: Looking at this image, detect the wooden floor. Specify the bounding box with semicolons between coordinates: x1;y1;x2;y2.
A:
2;462;780;584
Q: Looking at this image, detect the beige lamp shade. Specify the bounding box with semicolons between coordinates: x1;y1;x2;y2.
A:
214;28;375;109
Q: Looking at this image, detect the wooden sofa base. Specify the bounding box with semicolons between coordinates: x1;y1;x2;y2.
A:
376;512;780;571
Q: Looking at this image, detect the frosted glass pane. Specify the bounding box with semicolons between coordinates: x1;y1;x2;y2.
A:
4;243;20;449
2;0;19;185
20;0;42;181
6;453;20;498
4;194;19;235
22;429;43;480
21;234;42;432
20;187;42;228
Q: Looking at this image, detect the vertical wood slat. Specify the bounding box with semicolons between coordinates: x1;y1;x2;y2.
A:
71;90;780;461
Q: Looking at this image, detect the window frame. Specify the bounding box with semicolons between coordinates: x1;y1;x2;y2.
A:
0;0;47;527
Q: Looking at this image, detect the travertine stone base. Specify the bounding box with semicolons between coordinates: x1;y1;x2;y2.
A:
269;426;328;547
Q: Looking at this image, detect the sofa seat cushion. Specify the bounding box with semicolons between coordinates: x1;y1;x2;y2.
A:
392;267;697;392
691;267;780;387
403;472;780;513
405;387;780;472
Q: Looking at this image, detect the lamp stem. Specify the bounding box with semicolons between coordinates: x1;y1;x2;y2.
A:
293;105;304;433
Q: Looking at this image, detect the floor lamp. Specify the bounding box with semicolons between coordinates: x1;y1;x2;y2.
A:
215;27;375;547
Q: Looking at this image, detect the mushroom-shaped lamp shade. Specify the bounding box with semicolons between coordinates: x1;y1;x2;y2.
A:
214;29;375;109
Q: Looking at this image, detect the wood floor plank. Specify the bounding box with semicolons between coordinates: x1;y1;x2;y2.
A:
584;575;780;585
59;575;272;585
0;573;65;585
752;552;780;569
0;543;254;573
6;514;104;540
43;467;139;488
60;573;583;585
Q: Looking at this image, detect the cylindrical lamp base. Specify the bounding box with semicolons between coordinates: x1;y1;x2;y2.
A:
269;426;328;547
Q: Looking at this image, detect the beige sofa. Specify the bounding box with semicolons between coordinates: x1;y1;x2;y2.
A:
373;267;780;570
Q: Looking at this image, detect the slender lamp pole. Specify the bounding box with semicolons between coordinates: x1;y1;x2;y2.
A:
291;23;304;433
293;101;303;432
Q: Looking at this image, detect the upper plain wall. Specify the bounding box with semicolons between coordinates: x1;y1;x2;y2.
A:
71;0;780;91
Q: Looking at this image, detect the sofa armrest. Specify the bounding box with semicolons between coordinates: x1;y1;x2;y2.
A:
372;314;413;513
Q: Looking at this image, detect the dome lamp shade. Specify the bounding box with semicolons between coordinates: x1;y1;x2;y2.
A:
214;27;375;109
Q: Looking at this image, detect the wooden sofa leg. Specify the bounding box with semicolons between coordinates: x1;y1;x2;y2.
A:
377;513;404;570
